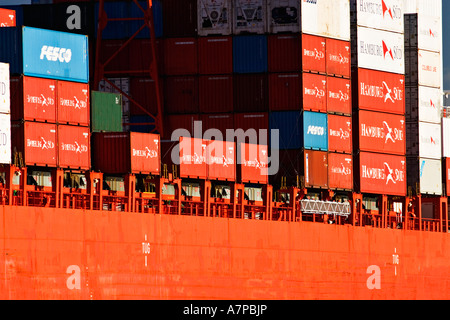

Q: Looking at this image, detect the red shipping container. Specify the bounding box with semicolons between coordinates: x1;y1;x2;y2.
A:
179;137;207;179
356;68;405;115
129;77;163;116
358;110;406;155
234;74;268;113
268;34;301;72
201;114;234;141
199;75;233;113
164;76;198;114
162;114;200;140
57;81;90;126
100;40;131;75
198;36;233;75
304;150;328;189
302;34;326;73
10;76;57;123
233;113;269;133
328;114;352;153
58;125;90;170
129;39;164;75
92;132;160;175
206;140;236;181
326;38;350;78
302;73;327;113
269;73;301;111
11;121;57;167
162;0;197;37
163;38;198;75
327;76;351;115
0;8;16;26
239;143;268;184
358;152;406;196
328;153;353;190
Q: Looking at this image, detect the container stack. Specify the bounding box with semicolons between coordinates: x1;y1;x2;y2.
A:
0;8;15;27
404;0;443;196
350;0;407;197
0;26;90;171
0;63;11;167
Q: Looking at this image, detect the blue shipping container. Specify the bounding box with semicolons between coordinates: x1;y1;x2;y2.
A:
0;27;89;83
302;111;328;151
269;111;302;150
233;35;267;74
95;0;163;39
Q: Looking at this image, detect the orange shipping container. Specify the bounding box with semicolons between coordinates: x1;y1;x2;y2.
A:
327;76;351;115
302;34;326;73
179;137;207;179
57;81;90;126
302;73;327;113
328;152;353;190
207;140;236;182
58;125;90;170
328;114;352;154
0;8;16;27
239;143;268;185
10;76;57;123
304;150;328;189
11;121;57;167
326;38;350;78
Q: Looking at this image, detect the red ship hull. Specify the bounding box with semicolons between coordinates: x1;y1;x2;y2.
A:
1;205;449;300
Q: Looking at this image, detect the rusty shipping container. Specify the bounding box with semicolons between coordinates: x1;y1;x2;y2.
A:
328;114;352;154
328;152;353;191
11;121;57;167
57;125;90;170
356;110;406;156
10;76;57;123
92;132;160;175
198;36;233;75
356;152;406;196
57;80;90;127
304;150;328;189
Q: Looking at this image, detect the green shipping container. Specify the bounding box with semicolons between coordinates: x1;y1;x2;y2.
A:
91;91;123;132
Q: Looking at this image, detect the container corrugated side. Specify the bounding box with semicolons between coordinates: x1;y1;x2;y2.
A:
198;36;233;75
327;76;351;115
58;124;90;170
179;137;207;179
354;26;405;75
357;152;406;196
206;140;235;181
302;73;327;113
445;158;450;197
162;0;197;37
304;150;328;189
163;38;198;76
200;113;234;141
326;38;350;78
199;75;233;114
233;35;268;74
302;111;328;151
233;73;268;112
233;112;269;133
405;86;442;124
267;34;301;72
163;76;199;114
328;114;352;154
301;0;350;41
268;73;301;111
328;152;352;190
301;34;326;74
91;91;122;133
0;113;11;164
0;63;10;114
351;0;404;33
405;49;441;88
197;0;232;36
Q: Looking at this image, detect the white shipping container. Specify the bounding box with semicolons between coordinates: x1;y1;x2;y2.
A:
0;113;11;165
418;86;442;124
419;158;442;195
417;50;441;88
301;0;350;41
0;63;10;114
418;121;442;159
407;0;442;19
405;14;442;53
198;0;232;36
351;0;404;34
233;0;267;34
442;117;450;158
355;26;404;74
267;0;300;33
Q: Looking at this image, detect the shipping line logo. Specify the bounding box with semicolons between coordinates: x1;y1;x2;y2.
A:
328;50;350;65
40;45;72;63
360;79;403;103
359;39;402;61
361;161;405;185
61;141;88;153
27;94;55;107
133;147;158;159
358;0;402;21
330;158;352;176
27;137;55;150
360;120;404;144
303;45;325;61
329;123;351;140
60;96;87;109
170;121;279;175
304;80;327;99
328;87;350;103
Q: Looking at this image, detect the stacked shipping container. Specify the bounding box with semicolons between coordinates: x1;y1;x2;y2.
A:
0;26;91;170
0;63;11;166
404;0;443;195
350;0;407;197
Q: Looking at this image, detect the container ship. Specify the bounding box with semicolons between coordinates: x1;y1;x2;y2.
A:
0;0;449;300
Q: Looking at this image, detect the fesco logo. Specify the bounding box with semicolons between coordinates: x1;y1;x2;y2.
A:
307;125;325;136
40;45;72;63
